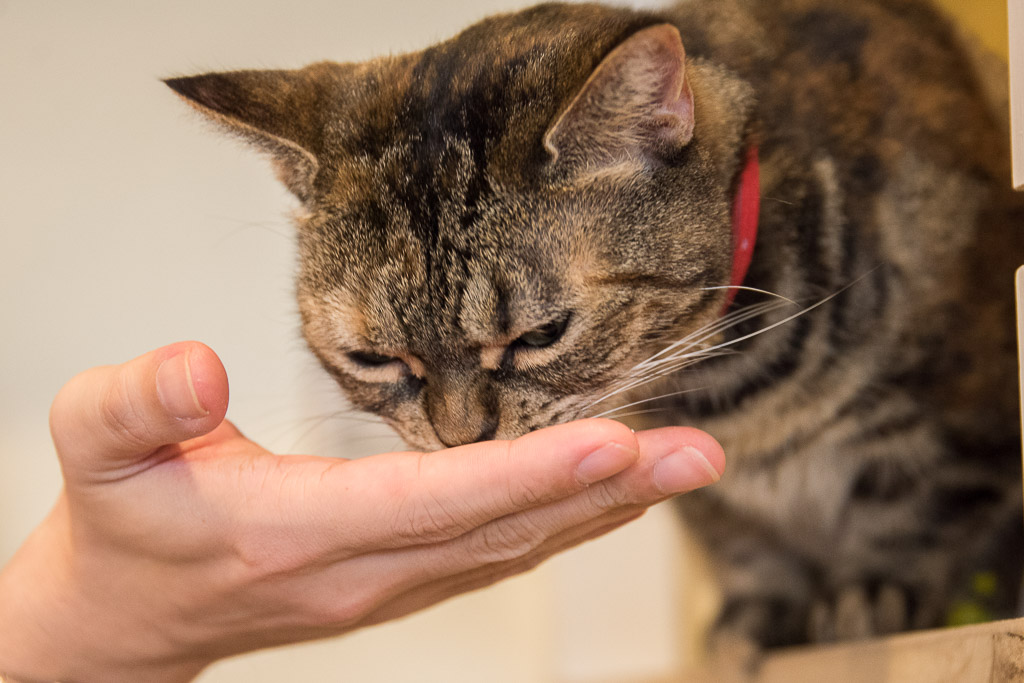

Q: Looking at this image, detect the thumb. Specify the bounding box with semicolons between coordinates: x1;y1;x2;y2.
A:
50;341;229;481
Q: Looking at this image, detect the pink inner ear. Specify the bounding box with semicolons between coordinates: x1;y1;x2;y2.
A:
645;27;695;146
544;24;695;168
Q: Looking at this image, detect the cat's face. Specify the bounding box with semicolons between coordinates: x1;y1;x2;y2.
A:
168;4;752;449
296;151;728;449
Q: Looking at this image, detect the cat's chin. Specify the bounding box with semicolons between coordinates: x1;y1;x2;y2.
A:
391;424;541;452
389;427;446;453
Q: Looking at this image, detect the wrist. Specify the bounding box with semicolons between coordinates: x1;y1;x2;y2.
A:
0;503;75;683
0;675;43;683
0;501;206;683
1;674;60;683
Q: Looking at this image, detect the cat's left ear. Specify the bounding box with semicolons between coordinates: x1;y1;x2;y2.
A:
543;24;695;174
166;66;333;203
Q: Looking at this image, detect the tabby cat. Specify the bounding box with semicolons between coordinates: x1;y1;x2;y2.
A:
167;0;1024;650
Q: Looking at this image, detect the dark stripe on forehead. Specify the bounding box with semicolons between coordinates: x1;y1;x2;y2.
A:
492;273;511;336
384;49;546;309
400;240;475;343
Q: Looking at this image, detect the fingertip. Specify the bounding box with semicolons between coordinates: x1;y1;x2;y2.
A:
182;341;229;425
154;341;228;426
680;427;726;480
511;418;640;486
634;426;726;494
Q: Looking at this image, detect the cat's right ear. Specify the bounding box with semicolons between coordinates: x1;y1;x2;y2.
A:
543;24;695;176
165;67;330;204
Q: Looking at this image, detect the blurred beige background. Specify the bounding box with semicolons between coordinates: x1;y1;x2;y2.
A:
0;1;1008;681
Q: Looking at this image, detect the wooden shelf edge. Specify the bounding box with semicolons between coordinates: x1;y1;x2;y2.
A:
1010;0;1024;189
682;617;1024;683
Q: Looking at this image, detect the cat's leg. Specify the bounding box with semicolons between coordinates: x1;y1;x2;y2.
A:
676;492;816;651
806;580;915;642
709;539;814;649
804;435;1024;644
679;439;1022;652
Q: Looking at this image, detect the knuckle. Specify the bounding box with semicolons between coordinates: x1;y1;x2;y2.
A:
506;476;546;510
96;371;154;450
81;368;154;454
307;587;382;630
498;441;551;510
231;517;318;582
98;394;149;449
393;491;469;545
385;452;477;544
237;566;383;632
476;517;544;563
495;440;544;509
232;528;293;579
585;481;632;511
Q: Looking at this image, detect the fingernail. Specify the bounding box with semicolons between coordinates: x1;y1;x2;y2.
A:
653;446;722;494
576;441;638;485
156;350;208;419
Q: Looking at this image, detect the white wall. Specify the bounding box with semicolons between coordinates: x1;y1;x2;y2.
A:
0;2;699;681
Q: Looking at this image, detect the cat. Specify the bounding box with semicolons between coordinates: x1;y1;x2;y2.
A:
166;0;1024;652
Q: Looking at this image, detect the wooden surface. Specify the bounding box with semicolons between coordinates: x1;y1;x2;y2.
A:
677;618;1024;683
935;0;1008;59
756;617;1024;683
1011;0;1024;189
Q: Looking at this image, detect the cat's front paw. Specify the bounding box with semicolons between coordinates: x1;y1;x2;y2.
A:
808;582;912;643
712;595;809;649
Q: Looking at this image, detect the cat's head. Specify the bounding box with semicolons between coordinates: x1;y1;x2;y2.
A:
167;3;754;450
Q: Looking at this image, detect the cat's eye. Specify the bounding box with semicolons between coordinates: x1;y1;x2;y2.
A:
514;314;571;350
347;350;402;368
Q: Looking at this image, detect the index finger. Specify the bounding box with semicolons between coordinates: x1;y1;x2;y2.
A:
309;418;642;553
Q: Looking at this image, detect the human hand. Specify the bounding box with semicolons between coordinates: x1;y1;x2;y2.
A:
0;341;724;683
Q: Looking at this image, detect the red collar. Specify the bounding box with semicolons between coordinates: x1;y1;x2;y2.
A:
722;146;760;312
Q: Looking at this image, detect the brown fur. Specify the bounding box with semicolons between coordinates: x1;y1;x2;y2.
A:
167;0;1024;650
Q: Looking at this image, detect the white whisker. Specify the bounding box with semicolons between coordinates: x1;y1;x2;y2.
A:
635;300;788;370
588;386;707;419
592;407;672;421
701;285;800;306
621;350;733;390
582;305;776;411
689;274;872;357
582;273;872;415
582;351;732;412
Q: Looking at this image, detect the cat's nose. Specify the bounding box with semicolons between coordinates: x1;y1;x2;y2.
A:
425;375;499;447
435;414;498;448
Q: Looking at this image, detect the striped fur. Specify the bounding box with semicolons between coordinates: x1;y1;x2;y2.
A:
168;0;1024;649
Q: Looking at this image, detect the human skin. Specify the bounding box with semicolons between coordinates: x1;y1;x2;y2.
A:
0;341;724;683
